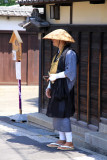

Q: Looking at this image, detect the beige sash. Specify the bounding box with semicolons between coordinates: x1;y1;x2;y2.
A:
49;46;65;74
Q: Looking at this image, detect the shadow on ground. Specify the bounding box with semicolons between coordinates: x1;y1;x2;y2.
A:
25;98;38;106
6;133;91;156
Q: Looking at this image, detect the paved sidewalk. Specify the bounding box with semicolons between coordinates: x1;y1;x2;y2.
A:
0;117;107;160
0;85;39;116
0;86;107;160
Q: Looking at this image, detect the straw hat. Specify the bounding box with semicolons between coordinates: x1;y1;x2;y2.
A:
43;29;75;43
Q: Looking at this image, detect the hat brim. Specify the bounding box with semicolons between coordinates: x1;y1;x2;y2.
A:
43;29;75;43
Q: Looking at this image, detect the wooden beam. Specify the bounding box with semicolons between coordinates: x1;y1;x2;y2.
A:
90;0;105;4
87;32;92;124
18;0;89;6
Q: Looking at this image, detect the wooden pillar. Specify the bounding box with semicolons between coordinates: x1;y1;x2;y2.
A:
98;32;103;122
77;32;81;121
27;35;30;85
87;32;92;124
38;32;44;113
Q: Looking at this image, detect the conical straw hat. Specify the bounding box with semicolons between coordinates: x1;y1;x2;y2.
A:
43;29;75;43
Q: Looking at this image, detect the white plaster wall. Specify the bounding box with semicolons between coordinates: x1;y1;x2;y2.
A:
0;16;25;30
46;4;70;24
73;1;107;24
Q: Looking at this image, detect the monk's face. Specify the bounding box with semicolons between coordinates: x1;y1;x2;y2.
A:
52;40;60;47
52;40;66;48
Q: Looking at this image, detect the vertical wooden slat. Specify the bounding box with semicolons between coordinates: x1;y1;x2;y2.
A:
98;32;103;122
39;33;43;113
87;32;92;124
41;34;44;110
77;32;81;120
51;41;53;61
27;34;39;85
27;35;30;85
70;5;72;24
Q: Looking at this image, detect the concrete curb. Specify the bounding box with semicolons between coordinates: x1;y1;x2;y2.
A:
27;112;107;156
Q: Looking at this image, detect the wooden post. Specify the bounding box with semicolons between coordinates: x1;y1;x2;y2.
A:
77;32;81;121
87;32;92;124
38;32;43;113
98;32;103;122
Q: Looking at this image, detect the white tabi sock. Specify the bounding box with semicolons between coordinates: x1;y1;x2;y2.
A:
65;132;72;142
59;131;66;141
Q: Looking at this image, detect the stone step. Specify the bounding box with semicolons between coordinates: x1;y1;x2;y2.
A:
71;123;91;138
27;112;54;130
99;122;107;134
27;112;107;155
85;132;107;155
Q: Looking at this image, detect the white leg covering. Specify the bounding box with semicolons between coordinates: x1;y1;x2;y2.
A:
65;132;72;142
59;131;66;140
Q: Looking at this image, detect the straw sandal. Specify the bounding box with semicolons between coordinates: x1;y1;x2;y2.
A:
47;142;61;148
57;145;74;150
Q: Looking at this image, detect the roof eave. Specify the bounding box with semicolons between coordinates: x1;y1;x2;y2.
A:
17;0;72;6
17;0;90;7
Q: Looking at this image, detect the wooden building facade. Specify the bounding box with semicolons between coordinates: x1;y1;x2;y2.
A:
18;0;107;127
18;0;107;154
0;5;40;85
0;31;39;85
40;25;107;127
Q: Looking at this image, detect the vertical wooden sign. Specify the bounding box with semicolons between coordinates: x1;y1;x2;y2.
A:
9;30;23;61
9;30;23;114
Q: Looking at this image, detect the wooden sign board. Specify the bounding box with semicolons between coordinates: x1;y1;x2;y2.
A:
12;50;17;61
9;30;23;61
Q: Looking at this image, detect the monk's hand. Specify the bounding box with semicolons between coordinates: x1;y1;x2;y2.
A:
49;72;66;82
46;88;51;98
49;74;57;82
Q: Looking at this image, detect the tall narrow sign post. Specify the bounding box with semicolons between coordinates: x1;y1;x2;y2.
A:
15;61;22;114
19;80;21;113
9;30;27;122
